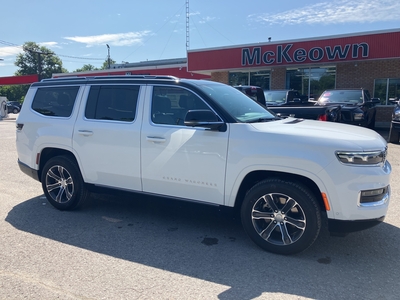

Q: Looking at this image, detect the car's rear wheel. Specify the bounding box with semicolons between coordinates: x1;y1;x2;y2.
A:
241;178;321;255
41;156;89;210
12;108;19;114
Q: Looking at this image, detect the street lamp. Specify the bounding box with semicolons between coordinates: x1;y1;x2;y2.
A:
106;44;110;69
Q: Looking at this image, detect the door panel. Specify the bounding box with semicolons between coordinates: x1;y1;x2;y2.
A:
140;85;229;205
73;84;143;191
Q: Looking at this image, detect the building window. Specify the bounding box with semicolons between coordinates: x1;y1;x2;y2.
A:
229;71;270;90
374;78;400;105
286;66;336;100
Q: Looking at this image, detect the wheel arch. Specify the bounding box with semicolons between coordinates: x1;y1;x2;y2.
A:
38;147;79;182
233;170;326;212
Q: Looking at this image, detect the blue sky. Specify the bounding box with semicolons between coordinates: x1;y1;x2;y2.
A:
0;0;399;76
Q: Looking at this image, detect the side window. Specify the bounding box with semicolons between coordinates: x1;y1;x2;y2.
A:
152;86;209;125
85;85;139;122
32;86;79;117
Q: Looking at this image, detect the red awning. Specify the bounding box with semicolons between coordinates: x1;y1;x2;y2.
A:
0;74;39;85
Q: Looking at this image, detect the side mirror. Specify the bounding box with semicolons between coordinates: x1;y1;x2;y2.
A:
184;109;225;130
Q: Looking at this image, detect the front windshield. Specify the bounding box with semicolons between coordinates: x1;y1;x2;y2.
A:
318;90;363;104
264;91;287;104
197;83;276;122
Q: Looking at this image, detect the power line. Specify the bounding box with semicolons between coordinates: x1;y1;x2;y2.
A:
0;39;104;61
122;3;186;61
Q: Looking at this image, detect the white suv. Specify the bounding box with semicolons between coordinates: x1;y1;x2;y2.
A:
16;75;391;255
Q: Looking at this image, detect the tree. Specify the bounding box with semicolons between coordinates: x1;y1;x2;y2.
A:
14;42;65;80
72;58;116;73
73;64;99;73
100;58;116;70
0;84;30;102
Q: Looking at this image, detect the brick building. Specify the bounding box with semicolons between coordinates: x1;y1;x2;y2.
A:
187;28;400;127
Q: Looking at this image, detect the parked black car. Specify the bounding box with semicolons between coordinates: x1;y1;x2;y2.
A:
315;89;379;129
6;102;20;114
234;86;341;122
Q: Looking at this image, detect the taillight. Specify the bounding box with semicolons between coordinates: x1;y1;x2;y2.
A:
318;114;327;121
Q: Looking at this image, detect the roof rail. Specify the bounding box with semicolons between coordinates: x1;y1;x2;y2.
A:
44;75;180;82
93;75;179;80
42;76;81;82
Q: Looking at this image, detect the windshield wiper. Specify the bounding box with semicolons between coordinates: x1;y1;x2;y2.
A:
246;117;281;123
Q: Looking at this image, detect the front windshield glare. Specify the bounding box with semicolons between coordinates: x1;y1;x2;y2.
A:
198;84;276;122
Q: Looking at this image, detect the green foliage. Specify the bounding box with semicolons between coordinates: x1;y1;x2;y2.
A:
14;42;64;79
0;84;30;102
101;59;116;70
73;64;99;73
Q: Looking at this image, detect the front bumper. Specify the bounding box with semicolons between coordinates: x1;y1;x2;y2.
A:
328;216;385;234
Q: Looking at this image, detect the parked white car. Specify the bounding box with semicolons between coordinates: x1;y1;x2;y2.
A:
16;75;391;255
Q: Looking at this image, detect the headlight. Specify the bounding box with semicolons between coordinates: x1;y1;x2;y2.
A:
336;148;387;165
392;106;400;121
353;113;364;121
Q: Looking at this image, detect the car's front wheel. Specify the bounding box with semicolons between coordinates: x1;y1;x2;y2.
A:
241;178;321;255
12;108;19;114
41;156;89;210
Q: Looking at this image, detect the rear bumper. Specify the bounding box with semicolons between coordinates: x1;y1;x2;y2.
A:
328;216;385;234
18;159;40;182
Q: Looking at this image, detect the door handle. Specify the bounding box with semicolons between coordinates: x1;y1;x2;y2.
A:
146;136;166;143
78;130;94;136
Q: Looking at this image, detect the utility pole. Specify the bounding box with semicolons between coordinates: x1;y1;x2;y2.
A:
186;0;189;51
26;49;52;81
106;44;111;69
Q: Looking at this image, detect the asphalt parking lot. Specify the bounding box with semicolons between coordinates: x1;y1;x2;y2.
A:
1;116;400;300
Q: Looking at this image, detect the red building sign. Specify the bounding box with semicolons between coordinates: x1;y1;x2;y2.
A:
187;30;400;72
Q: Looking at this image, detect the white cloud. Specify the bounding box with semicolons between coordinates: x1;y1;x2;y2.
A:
199;16;216;24
39;42;61;49
64;31;152;47
0;46;23;58
252;0;400;25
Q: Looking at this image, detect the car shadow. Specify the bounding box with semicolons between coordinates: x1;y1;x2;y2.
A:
6;193;400;300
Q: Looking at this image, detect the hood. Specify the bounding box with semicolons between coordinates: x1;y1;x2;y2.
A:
249;118;386;151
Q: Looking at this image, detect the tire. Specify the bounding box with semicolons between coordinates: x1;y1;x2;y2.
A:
13;108;19;114
365;108;376;129
241;178;321;255
41;156;89;210
367;115;375;130
388;124;399;143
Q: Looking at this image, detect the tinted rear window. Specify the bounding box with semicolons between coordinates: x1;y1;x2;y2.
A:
264;91;287;103
32;86;80;117
318;90;363;104
85;85;139;122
